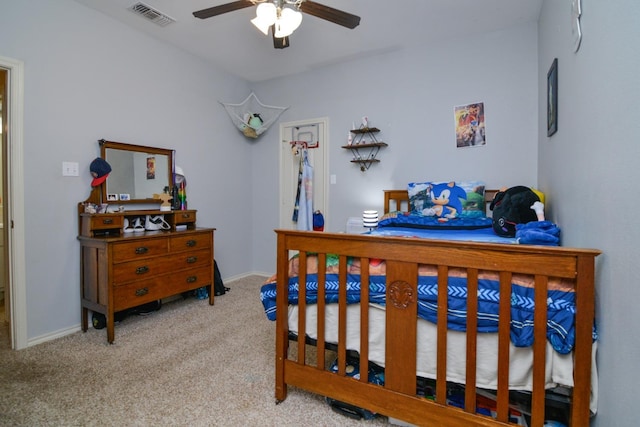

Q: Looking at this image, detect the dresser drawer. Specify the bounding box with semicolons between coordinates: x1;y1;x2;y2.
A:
112;254;175;285
171;248;212;271
170;232;211;252
165;266;213;294
112;276;169;311
174;210;196;225
91;214;124;229
112;238;169;263
112;266;213;310
81;214;124;236
112;248;212;285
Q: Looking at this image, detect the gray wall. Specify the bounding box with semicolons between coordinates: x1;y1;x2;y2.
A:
0;0;252;339
251;23;540;274
538;1;640;426
2;0;638;425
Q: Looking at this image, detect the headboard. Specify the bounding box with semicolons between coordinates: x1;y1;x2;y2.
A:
383;189;499;215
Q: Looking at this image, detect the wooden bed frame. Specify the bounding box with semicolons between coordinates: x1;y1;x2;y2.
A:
274;190;600;427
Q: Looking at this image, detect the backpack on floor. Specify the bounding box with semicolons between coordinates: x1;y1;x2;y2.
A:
213;260;229;296
489;186;540;237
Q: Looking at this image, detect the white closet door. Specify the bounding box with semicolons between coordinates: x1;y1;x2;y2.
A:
279;118;328;230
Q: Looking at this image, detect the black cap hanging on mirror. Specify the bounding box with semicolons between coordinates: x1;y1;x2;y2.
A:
90;158;112;187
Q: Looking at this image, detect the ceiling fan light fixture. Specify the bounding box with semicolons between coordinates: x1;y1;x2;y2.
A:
274;8;302;38
251;16;273;35
251;2;277;35
193;0;360;50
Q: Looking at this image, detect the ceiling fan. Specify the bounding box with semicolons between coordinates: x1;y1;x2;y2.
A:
193;0;361;49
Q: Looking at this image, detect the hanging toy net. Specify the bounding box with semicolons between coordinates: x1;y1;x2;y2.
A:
220;92;289;139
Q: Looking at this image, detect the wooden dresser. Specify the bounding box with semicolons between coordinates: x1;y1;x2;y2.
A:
78;209;215;343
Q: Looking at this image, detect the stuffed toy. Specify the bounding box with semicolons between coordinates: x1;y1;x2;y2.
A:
241;112;264;138
490;186;541;237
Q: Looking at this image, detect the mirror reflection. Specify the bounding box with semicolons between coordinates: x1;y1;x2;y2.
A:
100;140;173;204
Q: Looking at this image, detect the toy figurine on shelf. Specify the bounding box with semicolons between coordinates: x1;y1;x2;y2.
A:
178;181;187;210
154;188;173;212
173;166;187;210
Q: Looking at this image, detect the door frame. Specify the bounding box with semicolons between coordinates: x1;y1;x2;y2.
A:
279;117;329;230
0;55;27;350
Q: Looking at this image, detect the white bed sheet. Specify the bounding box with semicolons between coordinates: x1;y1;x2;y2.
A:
288;303;598;414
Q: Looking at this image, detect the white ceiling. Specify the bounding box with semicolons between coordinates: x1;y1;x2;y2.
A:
72;0;543;82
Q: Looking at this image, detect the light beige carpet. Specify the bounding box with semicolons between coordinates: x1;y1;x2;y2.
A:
0;275;390;426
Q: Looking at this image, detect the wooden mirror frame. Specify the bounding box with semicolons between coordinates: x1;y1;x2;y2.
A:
82;139;174;206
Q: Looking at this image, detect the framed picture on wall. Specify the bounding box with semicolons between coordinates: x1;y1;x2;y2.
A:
547;58;558;137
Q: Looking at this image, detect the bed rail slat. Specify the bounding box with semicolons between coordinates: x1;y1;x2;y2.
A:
496;272;512;422
436;265;449;405
337;255;348;376
531;275;549;426
359;257;371;383
275;232;290;402
297;252;308;364
570;255;596;427
384;260;418;395
316;253;327;370
465;268;479;414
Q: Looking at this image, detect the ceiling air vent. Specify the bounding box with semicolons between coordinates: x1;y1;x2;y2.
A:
129;2;176;27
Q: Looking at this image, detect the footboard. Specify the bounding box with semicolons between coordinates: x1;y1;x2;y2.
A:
274;230;599;427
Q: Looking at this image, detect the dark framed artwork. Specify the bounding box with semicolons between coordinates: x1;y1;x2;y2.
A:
547;58;558;137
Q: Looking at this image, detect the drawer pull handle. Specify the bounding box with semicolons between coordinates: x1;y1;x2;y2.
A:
186;256;197;264
186;240;197;247
186;276;197;283
135;287;149;297
135;247;149;254
181;213;190;219
136;266;149;274
102;218;114;225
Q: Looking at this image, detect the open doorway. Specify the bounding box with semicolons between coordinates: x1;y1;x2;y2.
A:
0;69;6;327
0;55;27;350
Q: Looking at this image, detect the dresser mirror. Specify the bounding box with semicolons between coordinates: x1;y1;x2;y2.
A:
99;139;174;204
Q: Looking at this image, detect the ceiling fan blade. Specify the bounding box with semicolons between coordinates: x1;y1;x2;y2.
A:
299;1;360;29
193;0;254;19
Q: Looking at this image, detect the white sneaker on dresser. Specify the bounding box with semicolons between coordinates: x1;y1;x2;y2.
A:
123;218;134;233
132;217;145;233
144;215;170;231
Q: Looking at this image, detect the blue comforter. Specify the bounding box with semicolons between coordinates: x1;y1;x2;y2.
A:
260;272;594;355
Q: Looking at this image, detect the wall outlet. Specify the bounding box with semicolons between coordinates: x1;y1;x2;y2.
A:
62;161;79;177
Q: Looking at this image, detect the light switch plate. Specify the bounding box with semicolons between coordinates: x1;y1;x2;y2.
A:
62;161;79;177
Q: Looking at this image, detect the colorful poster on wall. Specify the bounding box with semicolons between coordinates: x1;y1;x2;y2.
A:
454;102;486;148
147;156;156;180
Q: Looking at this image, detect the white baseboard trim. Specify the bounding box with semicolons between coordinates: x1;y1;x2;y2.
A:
24;272;272;347
28;324;82;347
225;271;271;282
